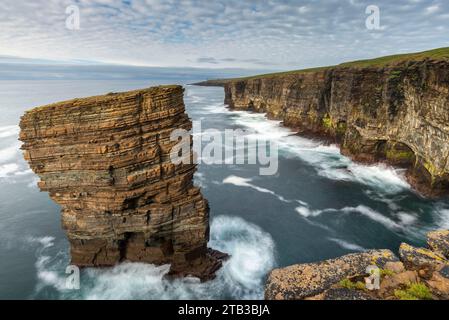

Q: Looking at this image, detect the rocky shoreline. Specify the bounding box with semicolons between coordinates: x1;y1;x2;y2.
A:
265;230;449;300
194;50;449;300
197;53;449;197
19;85;227;281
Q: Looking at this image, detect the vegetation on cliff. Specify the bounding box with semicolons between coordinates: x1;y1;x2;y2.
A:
197;47;449;83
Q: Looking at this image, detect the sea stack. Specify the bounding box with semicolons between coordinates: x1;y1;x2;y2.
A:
19;85;225;280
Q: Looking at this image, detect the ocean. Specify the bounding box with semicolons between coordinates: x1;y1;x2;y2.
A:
0;68;448;299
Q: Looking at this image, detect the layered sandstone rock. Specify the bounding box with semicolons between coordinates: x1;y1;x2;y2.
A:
19;85;226;280
265;230;449;300
207;57;449;196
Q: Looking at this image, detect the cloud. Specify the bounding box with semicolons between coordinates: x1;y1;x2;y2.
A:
0;0;448;69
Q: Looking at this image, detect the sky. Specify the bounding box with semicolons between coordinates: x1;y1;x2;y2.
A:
0;0;448;70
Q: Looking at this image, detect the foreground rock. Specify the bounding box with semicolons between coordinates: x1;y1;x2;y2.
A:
427;230;449;258
265;250;397;300
265;230;449;300
203;48;449;196
19;85;226;280
399;242;447;270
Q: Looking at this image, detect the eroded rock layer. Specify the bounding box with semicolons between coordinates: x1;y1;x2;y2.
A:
222;59;449;196
19;85;225;280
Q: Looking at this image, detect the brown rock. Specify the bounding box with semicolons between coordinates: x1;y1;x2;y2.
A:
384;261;405;274
19;85;226;281
426;265;449;298
264;249;398;300
379;271;419;296
221;59;449;196
399;243;447;270
427;230;449;259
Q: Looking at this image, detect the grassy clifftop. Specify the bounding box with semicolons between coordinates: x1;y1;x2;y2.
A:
195;47;449;84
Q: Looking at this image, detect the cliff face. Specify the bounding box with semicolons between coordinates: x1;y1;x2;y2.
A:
224;59;449;196
19;85;225;280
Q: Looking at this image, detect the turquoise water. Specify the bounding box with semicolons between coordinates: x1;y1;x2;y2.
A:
0;78;448;299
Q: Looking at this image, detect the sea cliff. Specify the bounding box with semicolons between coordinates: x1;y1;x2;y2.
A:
199;48;449;196
19;85;226;280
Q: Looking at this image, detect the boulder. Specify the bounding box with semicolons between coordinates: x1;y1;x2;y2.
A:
379;271;419;296
384;261;405;274
426;265;449;298
399;243;447;270
265;250;398;300
427;230;449;259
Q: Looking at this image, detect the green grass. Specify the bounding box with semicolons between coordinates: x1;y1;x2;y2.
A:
219;47;449;82
339;278;367;291
394;283;433;300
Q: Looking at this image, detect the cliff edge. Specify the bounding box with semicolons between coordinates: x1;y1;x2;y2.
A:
19;85;226;280
201;47;449;196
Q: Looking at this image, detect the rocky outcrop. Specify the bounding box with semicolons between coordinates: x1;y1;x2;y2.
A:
19;85;226;280
219;57;449;196
265;230;449;300
427;230;449;258
265;250;398;300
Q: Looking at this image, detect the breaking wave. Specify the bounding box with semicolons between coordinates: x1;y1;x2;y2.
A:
32;216;276;300
228;110;410;194
295;204;403;230
327;238;366;252
223;175;290;203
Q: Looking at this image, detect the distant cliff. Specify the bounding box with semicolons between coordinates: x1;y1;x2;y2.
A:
19;85;226;280
200;48;449;196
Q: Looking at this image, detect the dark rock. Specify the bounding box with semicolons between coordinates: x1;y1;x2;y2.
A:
321;288;375;300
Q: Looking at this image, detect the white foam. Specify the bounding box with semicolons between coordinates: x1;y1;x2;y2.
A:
33;216;276;300
36;256;68;292
328;238;366;252
227;109;410;194
340;205;402;230
295;204;402;230
436;207;449;229
27;236;56;249
200;103;229;114
295;206;322;217
223;175;289;203
396;212;418;225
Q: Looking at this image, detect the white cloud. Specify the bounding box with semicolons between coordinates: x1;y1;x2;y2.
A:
426;4;440;14
0;0;447;69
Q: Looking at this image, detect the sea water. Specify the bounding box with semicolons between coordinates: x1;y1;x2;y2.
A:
0;76;448;299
